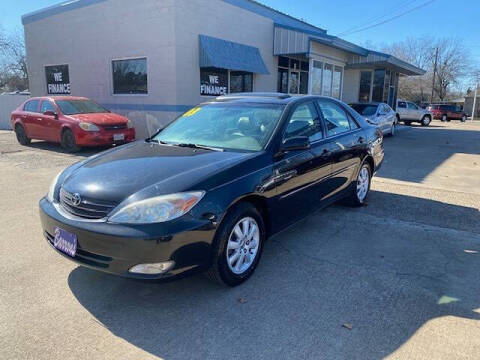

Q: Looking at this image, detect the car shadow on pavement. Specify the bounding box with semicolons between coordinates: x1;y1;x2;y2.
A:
378;124;480;184
67;190;480;359
26;140;109;157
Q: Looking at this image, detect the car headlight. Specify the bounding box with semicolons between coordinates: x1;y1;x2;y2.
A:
108;191;205;224
46;170;63;202
79;122;100;132
127;119;134;129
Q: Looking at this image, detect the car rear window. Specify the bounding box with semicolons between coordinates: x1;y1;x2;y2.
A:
397;101;406;108
350;104;378;116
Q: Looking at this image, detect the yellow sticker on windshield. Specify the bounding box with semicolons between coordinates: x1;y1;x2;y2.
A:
183;107;201;117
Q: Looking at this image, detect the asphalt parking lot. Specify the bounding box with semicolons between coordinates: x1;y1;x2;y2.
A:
1;121;479;360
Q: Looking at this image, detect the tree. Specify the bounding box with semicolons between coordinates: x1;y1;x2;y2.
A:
0;27;28;91
381;36;472;102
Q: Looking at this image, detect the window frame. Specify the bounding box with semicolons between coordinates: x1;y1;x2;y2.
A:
40;100;56;114
282;100;324;142
111;56;148;96
316;98;360;138
277;56;309;95
23;100;40;113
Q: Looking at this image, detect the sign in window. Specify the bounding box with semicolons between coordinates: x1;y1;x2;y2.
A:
45;65;70;95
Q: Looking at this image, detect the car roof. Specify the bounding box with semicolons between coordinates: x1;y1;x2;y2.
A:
350;102;382;106
27;96;90;102
207;93;338;105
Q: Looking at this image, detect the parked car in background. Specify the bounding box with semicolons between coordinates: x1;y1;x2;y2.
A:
350;102;397;137
10;96;135;152
428;104;467;122
40;93;384;287
396;99;432;126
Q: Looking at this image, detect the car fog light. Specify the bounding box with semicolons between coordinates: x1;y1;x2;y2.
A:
129;261;175;274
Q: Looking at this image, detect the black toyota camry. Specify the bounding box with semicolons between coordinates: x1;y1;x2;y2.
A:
40;93;384;286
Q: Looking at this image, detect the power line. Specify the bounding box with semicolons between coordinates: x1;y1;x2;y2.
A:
337;0;419;36
338;0;438;37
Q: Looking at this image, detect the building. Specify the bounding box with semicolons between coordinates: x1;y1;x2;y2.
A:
22;0;425;138
464;90;480;118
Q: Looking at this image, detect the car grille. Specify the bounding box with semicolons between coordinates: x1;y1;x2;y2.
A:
102;123;127;131
45;231;112;268
59;187;117;219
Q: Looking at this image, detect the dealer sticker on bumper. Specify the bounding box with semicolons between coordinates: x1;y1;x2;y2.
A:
53;227;77;257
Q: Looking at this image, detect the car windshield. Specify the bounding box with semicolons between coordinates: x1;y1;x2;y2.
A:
350;104;378;116
153;102;285;151
56;100;109;115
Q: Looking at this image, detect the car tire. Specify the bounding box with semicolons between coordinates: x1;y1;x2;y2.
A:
421;115;431;126
347;162;372;207
396;114;400;124
206;202;265;287
61;129;81;153
404;120;412;126
14;124;31;145
441;114;447;122
461;115;467;122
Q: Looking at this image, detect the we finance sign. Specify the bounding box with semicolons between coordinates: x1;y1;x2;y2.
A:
45;65;70;94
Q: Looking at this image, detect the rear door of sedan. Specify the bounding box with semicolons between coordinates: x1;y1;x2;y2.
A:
316;99;364;197
22;99;41;139
272;100;332;225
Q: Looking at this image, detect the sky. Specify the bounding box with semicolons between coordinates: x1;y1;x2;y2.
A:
1;0;479;81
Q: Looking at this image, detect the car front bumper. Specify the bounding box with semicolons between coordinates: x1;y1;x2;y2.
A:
75;128;136;146
39;197;216;280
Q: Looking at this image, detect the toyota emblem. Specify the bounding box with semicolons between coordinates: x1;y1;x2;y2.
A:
72;193;82;206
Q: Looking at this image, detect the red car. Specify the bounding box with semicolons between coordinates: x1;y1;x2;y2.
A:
10;96;135;152
427;104;467;122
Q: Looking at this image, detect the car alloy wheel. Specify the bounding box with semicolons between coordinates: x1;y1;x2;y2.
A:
15;124;31;145
422;116;431;126
462;115;467;122
390;123;395;136
442;115;447;122
356;165;370;203
226;217;260;275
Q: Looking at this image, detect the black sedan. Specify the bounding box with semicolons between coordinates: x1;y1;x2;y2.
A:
40;93;384;286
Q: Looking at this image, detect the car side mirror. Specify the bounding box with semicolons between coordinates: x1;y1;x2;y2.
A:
280;136;310;153
43;110;58;119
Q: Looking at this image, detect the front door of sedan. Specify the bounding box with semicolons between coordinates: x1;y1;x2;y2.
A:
38;100;62;142
316;99;363;197
272;101;331;226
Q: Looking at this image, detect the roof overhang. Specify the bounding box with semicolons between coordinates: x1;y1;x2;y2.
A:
199;35;270;74
346;51;425;76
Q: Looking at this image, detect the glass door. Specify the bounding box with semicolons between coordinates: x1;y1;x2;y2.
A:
289;70;300;94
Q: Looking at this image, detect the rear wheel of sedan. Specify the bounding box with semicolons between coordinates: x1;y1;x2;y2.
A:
441;114;448;122
207;202;265;286
14;124;31;145
61;129;81;153
347;163;371;207
421;115;431;126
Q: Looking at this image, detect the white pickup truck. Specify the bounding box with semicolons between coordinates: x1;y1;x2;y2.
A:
396;100;432;126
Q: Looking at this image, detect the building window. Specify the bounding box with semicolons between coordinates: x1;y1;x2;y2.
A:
311;61;323;95
322;64;333;97
200;68;228;96
230;71;253;93
45;65;70;95
372;69;385;102
277;56;309;95
112;57;148;94
332;66;343;99
359;71;372;102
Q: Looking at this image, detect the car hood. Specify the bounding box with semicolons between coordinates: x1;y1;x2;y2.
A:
61;141;256;203
67;112;128;125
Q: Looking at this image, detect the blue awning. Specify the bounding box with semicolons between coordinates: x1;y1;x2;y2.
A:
199;35;270;75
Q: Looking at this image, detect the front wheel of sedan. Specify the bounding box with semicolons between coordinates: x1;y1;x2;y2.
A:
347;163;371;207
207;202;265;287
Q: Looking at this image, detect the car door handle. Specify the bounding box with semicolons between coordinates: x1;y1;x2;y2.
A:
357;137;364;144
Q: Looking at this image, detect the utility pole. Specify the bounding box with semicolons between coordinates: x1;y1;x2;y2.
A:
472;84;478;122
430;47;439;104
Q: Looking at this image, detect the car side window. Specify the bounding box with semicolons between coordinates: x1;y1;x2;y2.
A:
40;101;56;114
23;100;40;113
384;104;392;113
398;101;406;108
407;102;418;110
317;99;352;137
284;102;323;142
